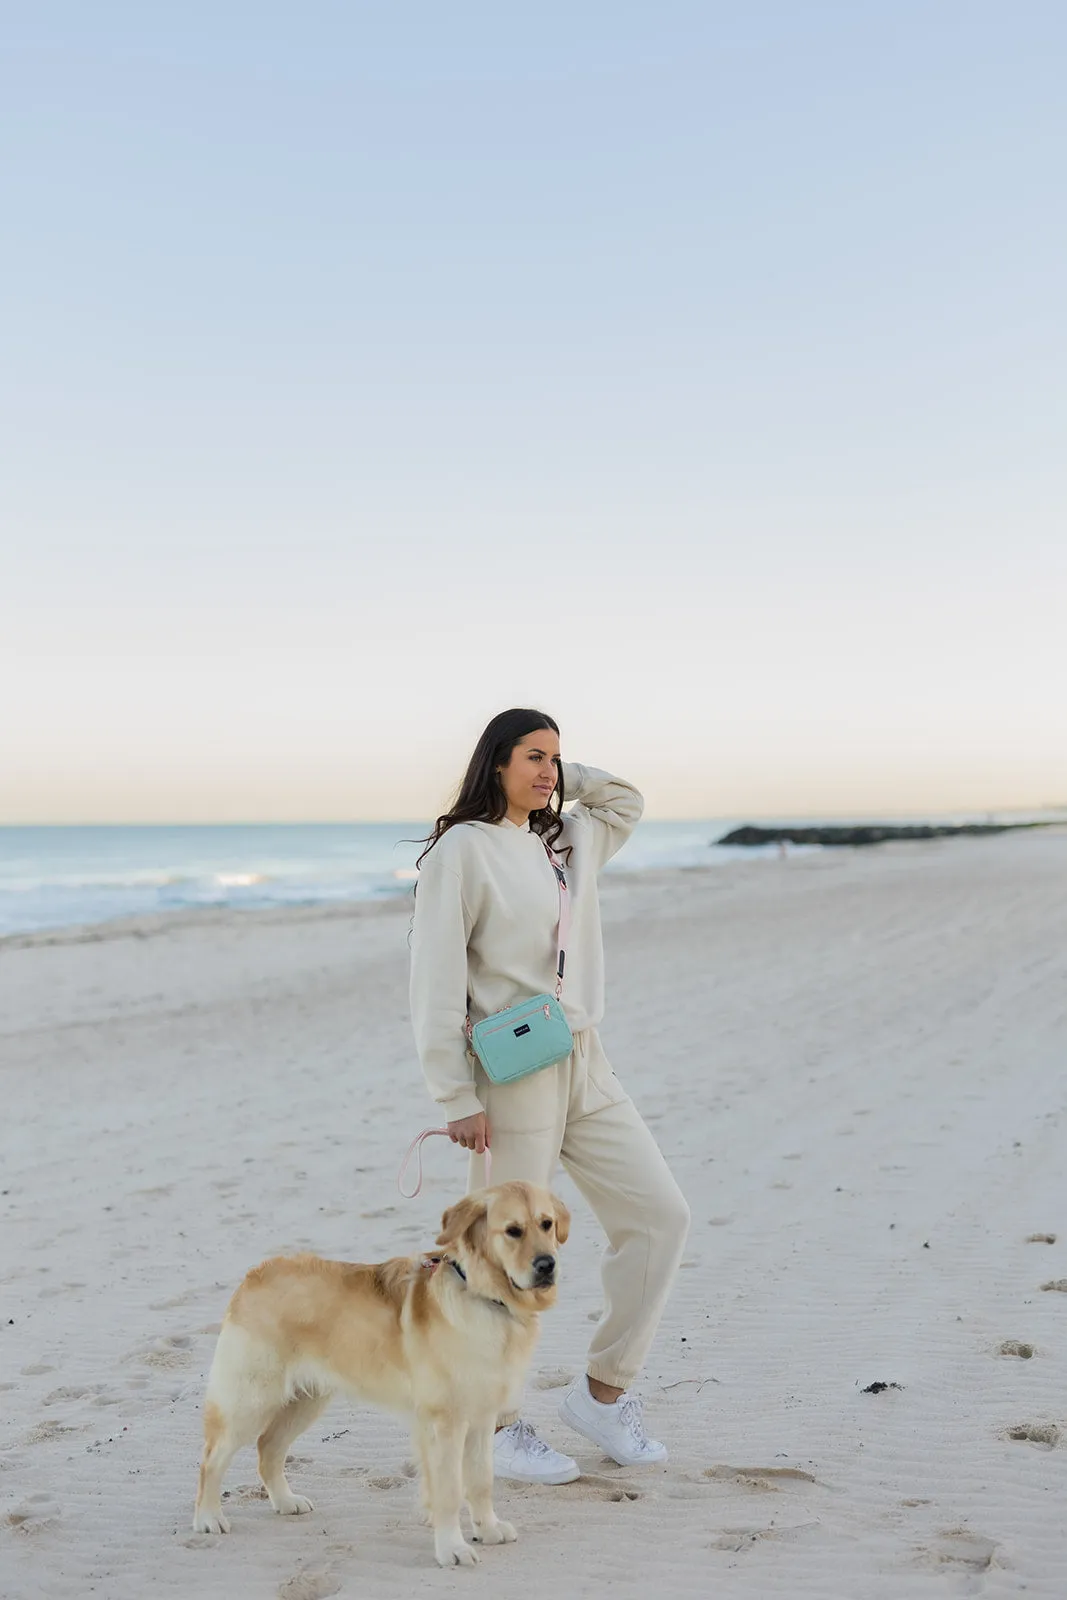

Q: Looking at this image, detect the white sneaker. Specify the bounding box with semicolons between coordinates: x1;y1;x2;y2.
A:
493;1420;580;1484
559;1375;668;1466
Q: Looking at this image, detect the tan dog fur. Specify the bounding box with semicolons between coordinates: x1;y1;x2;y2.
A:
192;1181;570;1567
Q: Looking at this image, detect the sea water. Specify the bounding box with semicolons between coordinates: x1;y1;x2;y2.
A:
0;812;1057;937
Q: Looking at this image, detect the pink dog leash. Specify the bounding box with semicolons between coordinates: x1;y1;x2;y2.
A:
398;1127;493;1199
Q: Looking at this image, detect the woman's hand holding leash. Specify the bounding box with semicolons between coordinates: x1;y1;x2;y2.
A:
447;1112;491;1155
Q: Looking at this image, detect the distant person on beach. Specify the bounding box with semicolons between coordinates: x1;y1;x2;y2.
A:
409;707;690;1484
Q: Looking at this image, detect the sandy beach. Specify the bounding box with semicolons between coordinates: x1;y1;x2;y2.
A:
2;828;1066;1600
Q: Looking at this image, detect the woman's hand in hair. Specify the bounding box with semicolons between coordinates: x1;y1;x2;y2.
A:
447;1113;491;1154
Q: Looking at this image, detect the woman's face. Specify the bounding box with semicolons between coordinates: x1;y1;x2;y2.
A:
498;728;561;817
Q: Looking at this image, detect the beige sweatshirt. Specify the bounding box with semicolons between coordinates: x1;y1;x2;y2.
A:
409;763;643;1121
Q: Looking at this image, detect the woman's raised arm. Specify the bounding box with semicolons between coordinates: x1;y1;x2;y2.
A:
561;763;644;869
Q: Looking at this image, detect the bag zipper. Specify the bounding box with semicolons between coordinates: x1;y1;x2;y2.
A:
476;1000;558;1038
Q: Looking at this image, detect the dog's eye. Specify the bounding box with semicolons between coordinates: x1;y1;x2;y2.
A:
540;1219;552;1231
505;1225;523;1239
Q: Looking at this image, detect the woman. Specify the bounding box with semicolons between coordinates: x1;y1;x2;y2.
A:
409;708;690;1484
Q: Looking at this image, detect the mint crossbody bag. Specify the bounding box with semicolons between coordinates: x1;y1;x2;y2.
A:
465;841;573;1085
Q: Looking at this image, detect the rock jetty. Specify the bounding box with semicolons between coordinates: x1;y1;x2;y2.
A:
717;822;1048;848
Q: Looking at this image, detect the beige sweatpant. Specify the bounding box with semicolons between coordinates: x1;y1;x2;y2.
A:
467;1028;690;1393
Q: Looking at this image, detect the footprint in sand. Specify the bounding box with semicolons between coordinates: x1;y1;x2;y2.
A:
21;1419;83;1445
1026;1233;1057;1244
558;1474;643;1501
365;1475;408;1490
998;1340;1035;1359
703;1464;819;1487
225;1483;269;1502
1006;1422;1059;1448
1040;1279;1067;1293
43;1385;104;1405
710;1520;820;1552
126;1333;195;1369
532;1367;575;1390
920;1529;998;1571
534;1363;575;1388
5;1493;60;1534
277;1570;341;1600
715;1474;778;1495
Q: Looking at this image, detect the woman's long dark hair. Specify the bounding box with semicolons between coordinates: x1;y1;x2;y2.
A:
416;709;564;867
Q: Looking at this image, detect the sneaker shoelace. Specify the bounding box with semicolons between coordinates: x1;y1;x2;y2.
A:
617;1392;655;1453
511;1420;554;1459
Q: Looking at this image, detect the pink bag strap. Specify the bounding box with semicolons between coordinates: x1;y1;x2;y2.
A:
398;1126;493;1199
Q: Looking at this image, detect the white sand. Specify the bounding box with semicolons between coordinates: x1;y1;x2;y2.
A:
2;829;1066;1599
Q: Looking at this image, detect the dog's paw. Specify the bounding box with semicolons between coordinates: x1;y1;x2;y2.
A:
472;1518;517;1545
274;1493;315;1515
191;1508;231;1535
435;1534;480;1567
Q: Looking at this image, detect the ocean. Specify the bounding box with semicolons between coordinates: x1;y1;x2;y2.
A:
0;819;735;937
1;812;1058;938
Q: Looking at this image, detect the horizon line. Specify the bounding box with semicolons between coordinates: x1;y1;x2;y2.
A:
3;804;1065;830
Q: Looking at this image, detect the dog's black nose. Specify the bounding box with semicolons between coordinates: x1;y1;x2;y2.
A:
533;1254;556;1278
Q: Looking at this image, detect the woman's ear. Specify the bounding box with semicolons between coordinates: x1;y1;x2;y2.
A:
436;1193;489;1250
552;1195;571;1246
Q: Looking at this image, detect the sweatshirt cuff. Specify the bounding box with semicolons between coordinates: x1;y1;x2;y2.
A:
561;762;587;802
437;1085;485;1123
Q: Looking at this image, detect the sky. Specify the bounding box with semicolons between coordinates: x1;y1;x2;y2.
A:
2;2;1065;822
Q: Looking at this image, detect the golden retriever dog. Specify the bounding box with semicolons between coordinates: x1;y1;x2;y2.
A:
192;1181;569;1567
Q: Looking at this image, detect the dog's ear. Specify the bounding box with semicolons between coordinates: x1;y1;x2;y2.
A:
552;1195;571;1246
436;1193;489;1251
